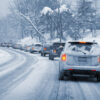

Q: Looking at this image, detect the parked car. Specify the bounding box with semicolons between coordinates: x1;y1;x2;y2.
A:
30;43;42;53
49;42;65;60
59;41;100;81
41;43;52;56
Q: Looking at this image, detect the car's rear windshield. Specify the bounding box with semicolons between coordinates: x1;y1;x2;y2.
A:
68;42;97;52
53;43;65;47
35;44;42;46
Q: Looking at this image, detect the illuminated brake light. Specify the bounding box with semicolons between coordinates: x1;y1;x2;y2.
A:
98;57;100;63
44;48;47;50
68;69;73;71
79;41;86;44
61;54;67;61
91;70;96;71
53;50;56;53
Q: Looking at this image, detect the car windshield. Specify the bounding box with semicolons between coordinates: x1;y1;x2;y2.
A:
67;42;97;52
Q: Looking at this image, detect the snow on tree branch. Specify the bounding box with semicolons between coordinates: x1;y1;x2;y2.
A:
55;4;69;13
19;12;44;38
41;7;53;15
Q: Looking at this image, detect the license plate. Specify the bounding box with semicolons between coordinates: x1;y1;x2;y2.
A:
78;57;87;62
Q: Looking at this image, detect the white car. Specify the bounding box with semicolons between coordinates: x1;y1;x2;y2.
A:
30;43;42;53
59;41;100;81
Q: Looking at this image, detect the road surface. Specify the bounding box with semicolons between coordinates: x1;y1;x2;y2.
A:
0;48;100;100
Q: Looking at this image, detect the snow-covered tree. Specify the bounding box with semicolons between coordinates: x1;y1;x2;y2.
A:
77;0;96;36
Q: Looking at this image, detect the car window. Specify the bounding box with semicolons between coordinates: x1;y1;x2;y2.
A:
53;43;65;47
35;44;42;47
66;42;97;52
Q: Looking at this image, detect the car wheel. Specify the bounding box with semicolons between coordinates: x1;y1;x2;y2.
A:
59;71;64;80
97;72;100;82
41;53;43;56
44;53;46;56
49;55;54;60
39;51;41;53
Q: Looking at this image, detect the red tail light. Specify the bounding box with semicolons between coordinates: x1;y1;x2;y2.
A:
61;54;67;61
91;70;96;71
98;57;100;63
44;48;47;50
53;50;56;53
68;69;73;71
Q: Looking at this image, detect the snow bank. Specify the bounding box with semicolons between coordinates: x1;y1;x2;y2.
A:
41;7;53;15
17;37;39;46
0;49;12;65
47;38;66;43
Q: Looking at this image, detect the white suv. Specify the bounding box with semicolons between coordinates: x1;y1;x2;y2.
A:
59;41;100;81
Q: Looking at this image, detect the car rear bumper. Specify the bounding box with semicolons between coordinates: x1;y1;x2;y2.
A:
50;53;60;57
63;69;99;76
41;51;50;54
30;50;40;52
60;62;100;72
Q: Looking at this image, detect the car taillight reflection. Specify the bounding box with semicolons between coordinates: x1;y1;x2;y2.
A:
61;54;67;61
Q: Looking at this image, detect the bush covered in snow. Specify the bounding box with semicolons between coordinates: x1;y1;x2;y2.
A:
17;37;40;46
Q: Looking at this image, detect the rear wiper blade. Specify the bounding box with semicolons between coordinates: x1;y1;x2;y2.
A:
78;50;86;54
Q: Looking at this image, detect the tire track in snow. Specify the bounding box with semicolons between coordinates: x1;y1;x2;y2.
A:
0;48;38;99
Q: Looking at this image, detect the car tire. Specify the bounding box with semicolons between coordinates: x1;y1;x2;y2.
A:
44;53;46;56
97;72;100;82
49;55;54;60
41;53;45;57
41;53;43;56
59;71;64;80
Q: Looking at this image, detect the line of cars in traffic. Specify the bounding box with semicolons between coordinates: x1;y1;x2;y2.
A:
0;42;66;60
1;40;100;81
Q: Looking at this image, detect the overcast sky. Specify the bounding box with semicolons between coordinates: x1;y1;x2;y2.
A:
0;0;10;18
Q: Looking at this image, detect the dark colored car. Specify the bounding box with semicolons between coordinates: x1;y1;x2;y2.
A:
41;43;52;56
1;43;8;47
49;42;65;60
6;43;12;48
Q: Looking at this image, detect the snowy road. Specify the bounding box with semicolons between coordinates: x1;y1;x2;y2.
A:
0;48;100;100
